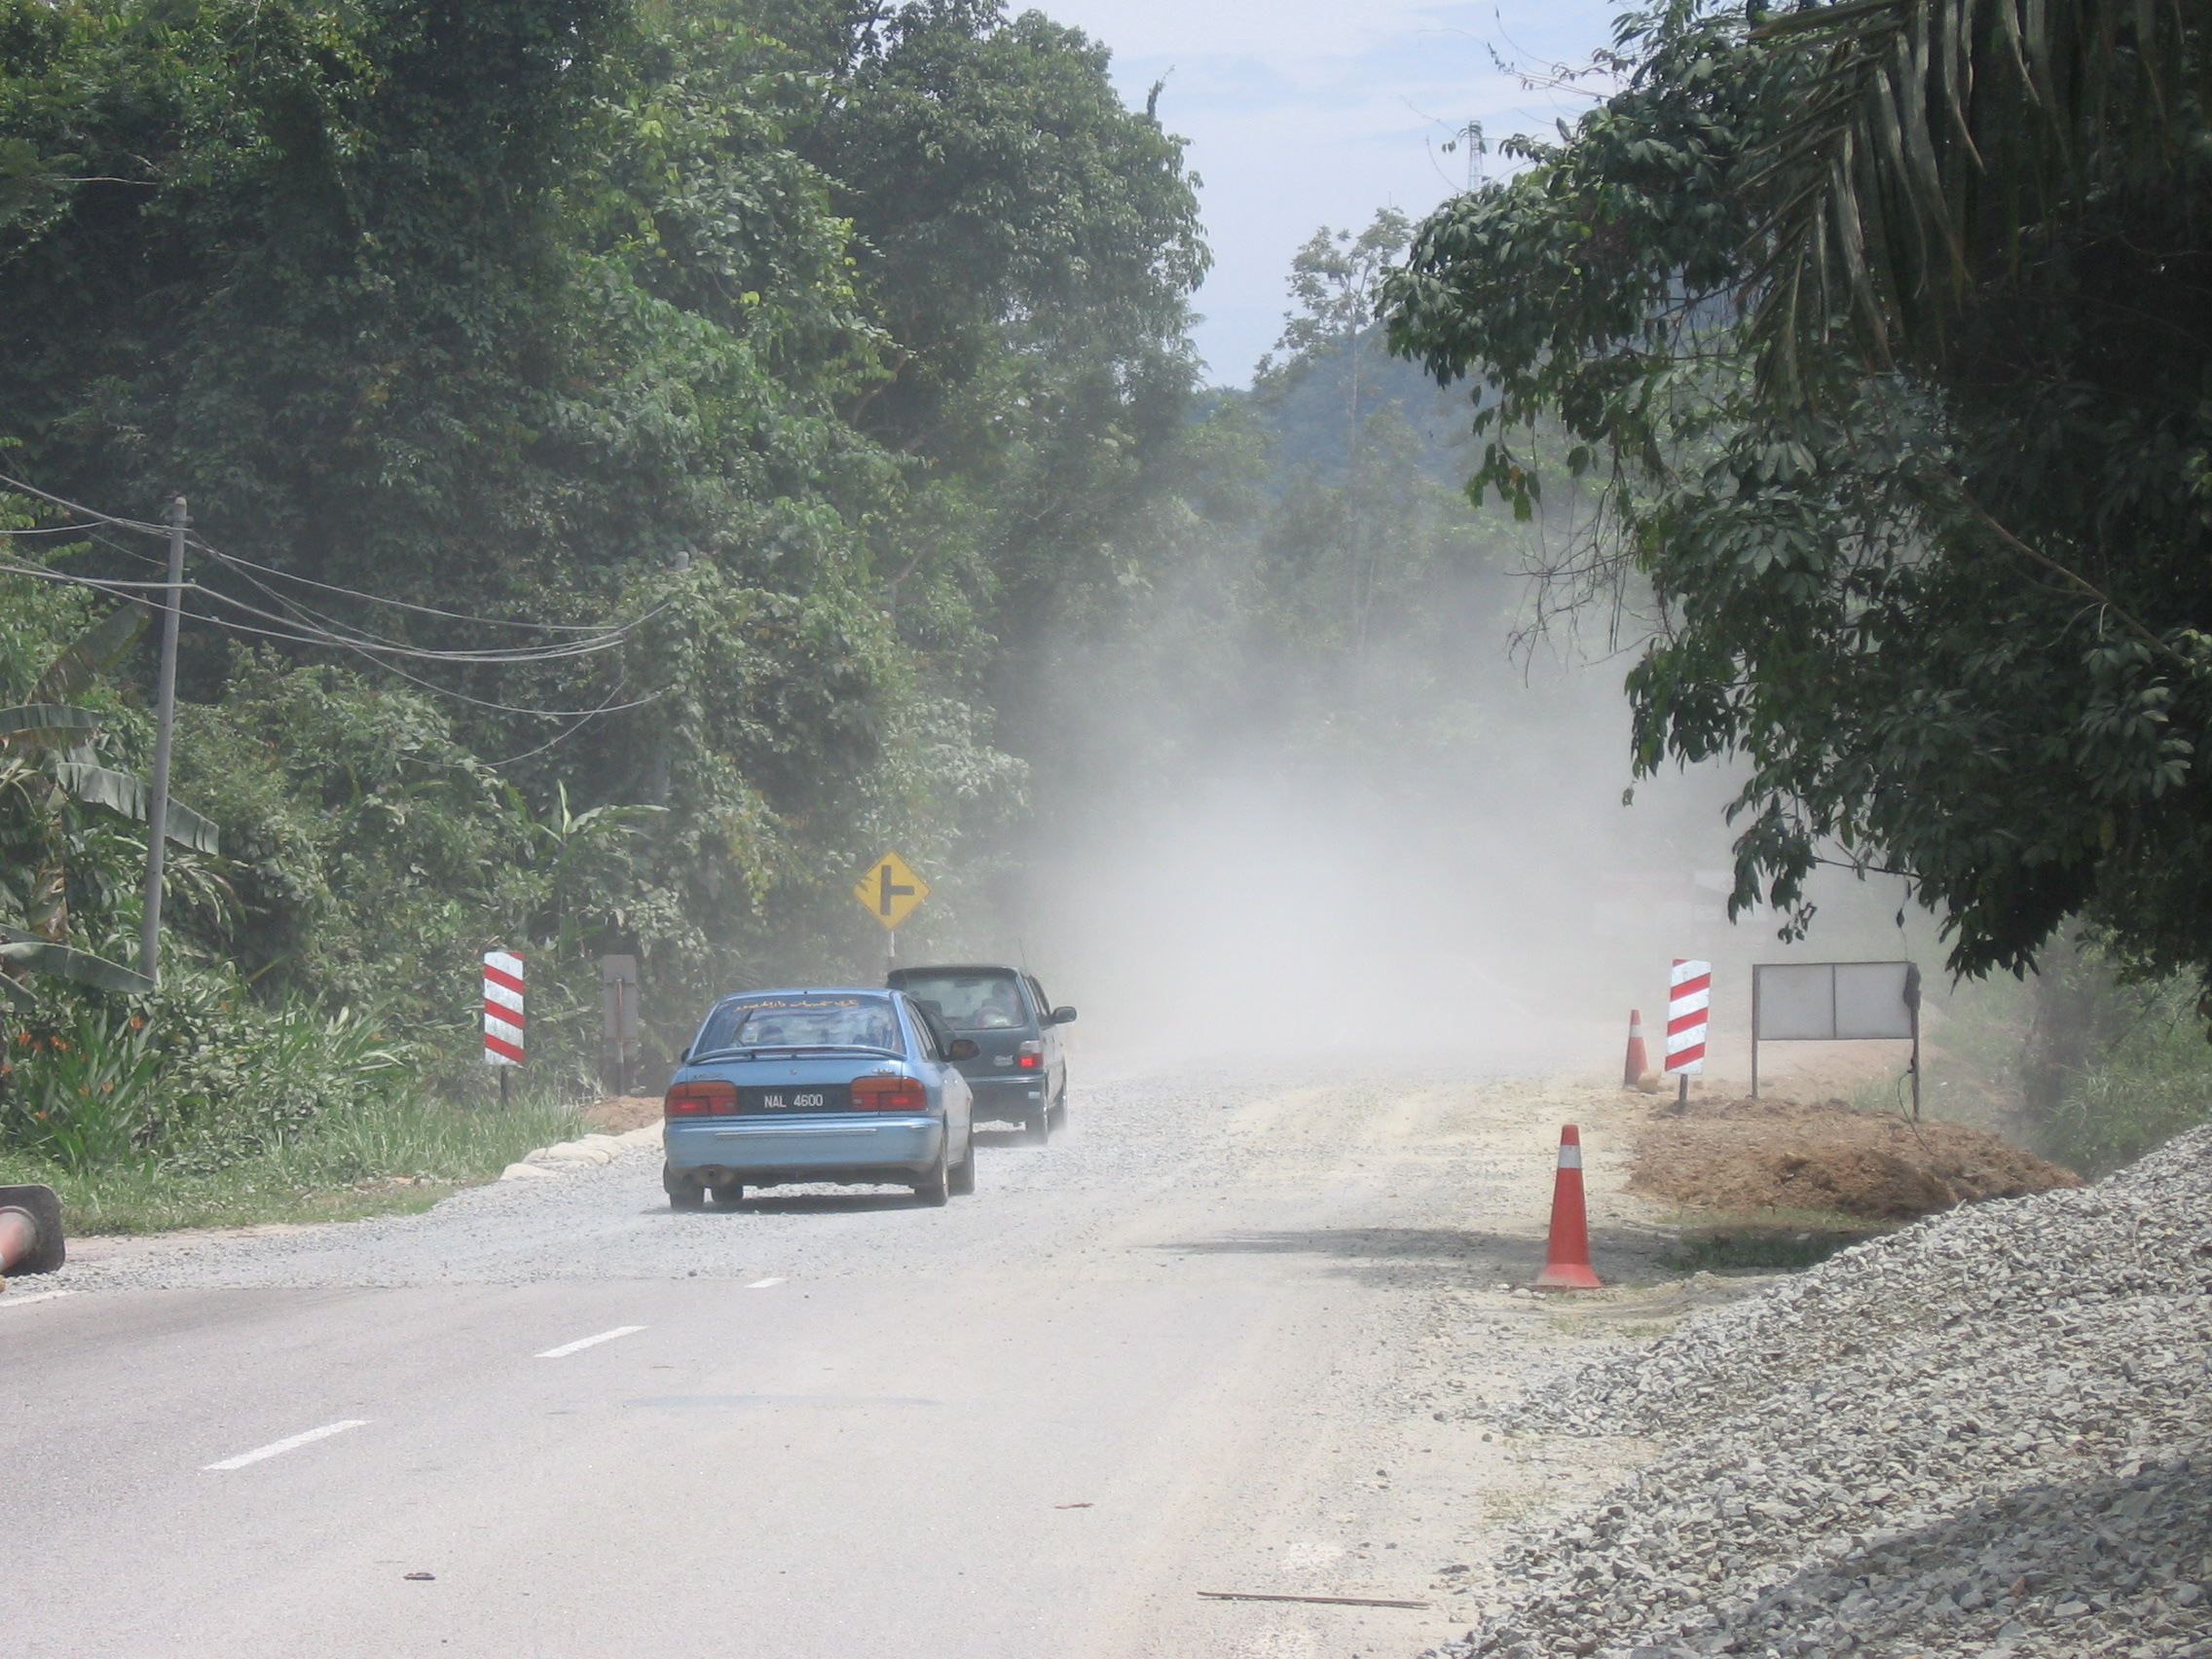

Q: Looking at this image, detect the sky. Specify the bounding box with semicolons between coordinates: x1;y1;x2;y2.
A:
1036;0;1626;387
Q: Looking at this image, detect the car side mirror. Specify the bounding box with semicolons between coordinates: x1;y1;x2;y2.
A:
945;1037;980;1061
1051;1006;1077;1025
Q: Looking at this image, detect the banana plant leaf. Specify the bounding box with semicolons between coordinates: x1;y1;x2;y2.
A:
0;703;104;750
0;938;154;996
32;605;147;704
53;761;221;854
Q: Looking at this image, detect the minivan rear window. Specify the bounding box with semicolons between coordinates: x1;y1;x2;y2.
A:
695;995;903;1055
896;972;1028;1032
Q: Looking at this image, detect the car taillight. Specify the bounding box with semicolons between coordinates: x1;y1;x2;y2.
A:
851;1074;927;1112
665;1080;738;1116
1017;1040;1042;1070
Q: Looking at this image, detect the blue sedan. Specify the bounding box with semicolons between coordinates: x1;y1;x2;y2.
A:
661;988;977;1209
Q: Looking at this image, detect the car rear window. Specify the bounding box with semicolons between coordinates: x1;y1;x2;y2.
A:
896;972;1029;1032
695;995;903;1055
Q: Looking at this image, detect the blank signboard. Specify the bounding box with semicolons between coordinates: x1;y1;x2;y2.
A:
1754;964;1838;1040
1834;962;1916;1039
1753;962;1916;1041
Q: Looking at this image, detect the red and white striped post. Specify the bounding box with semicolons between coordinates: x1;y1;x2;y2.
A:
484;949;524;1105
1666;957;1710;1105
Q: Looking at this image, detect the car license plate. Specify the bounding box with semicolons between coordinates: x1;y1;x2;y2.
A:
739;1085;851;1114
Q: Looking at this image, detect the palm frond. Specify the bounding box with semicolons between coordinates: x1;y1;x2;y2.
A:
0;703;103;751
1747;0;2190;388
30;605;147;704
52;761;222;854
0;934;153;995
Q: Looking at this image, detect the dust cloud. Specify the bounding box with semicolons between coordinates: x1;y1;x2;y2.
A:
997;561;1921;1081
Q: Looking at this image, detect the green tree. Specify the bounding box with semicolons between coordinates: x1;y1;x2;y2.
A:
769;0;1210;657
1384;0;2212;1002
1253;211;1445;687
0;0;1197;1017
1257;208;1412;384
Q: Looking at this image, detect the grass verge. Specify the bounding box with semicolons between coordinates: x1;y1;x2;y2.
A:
0;1095;586;1234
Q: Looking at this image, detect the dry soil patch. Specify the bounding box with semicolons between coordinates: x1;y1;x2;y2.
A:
579;1093;663;1132
1629;1095;2079;1221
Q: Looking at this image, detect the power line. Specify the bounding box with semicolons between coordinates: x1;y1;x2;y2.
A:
0;478;169;536
180;580;626;664
0;550;627;667
191;537;643;662
0;477;677;725
172;600;659;717
0;471;668;645
186;536;621;634
0;548;665;719
0;477;670;763
54;529;635;692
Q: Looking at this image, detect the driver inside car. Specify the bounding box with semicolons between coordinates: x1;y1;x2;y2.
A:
973;979;1022;1029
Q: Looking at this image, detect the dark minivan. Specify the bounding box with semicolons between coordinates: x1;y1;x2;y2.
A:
886;965;1074;1143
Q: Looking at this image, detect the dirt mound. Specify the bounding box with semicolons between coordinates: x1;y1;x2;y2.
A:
580;1093;662;1132
1628;1096;2080;1221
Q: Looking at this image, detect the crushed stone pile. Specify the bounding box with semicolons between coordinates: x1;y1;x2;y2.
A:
1429;1125;2212;1659
1630;1098;2080;1222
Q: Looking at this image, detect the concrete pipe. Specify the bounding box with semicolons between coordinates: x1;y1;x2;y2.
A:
0;1183;65;1280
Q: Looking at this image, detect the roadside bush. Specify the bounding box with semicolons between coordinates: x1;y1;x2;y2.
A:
0;961;421;1175
2031;983;2212;1177
0;1007;163;1172
152;988;415;1173
0;1090;583;1233
1942;934;2212;1177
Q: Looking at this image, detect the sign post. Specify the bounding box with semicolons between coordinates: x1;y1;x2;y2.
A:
600;953;640;1095
1751;961;1922;1114
484;949;525;1106
853;850;929;976
1666;958;1711;1106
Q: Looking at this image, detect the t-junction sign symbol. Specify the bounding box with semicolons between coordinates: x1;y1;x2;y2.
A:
853;850;929;931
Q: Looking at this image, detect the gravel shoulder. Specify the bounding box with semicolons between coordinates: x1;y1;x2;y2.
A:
1428;1124;2212;1659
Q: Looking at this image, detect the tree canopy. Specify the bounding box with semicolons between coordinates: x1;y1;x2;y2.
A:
0;0;1204;1069
1385;0;2212;1001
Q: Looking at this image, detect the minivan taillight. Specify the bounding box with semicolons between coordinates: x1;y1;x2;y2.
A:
851;1074;927;1112
666;1080;738;1116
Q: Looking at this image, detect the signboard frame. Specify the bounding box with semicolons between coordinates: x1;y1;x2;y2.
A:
599;953;640;1095
1751;960;1923;1116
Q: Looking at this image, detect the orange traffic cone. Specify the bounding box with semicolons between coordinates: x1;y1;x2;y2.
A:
1533;1124;1603;1289
1621;1010;1649;1088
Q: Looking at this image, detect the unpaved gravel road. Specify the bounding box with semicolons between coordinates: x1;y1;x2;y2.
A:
2;1065;1705;1659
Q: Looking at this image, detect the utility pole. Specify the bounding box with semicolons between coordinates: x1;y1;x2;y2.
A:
139;496;186;984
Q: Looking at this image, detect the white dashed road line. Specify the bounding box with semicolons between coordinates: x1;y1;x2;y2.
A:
747;1278;785;1289
203;1419;370;1471
535;1324;645;1359
0;1289;71;1309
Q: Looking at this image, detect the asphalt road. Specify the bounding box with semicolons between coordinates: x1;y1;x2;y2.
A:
2;1066;1669;1659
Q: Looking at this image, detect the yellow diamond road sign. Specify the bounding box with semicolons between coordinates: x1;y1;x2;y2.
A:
854;850;929;931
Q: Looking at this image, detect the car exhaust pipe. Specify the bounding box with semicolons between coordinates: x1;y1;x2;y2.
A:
0;1183;65;1285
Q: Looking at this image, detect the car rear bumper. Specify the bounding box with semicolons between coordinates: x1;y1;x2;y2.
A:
665;1115;944;1184
965;1076;1048;1106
